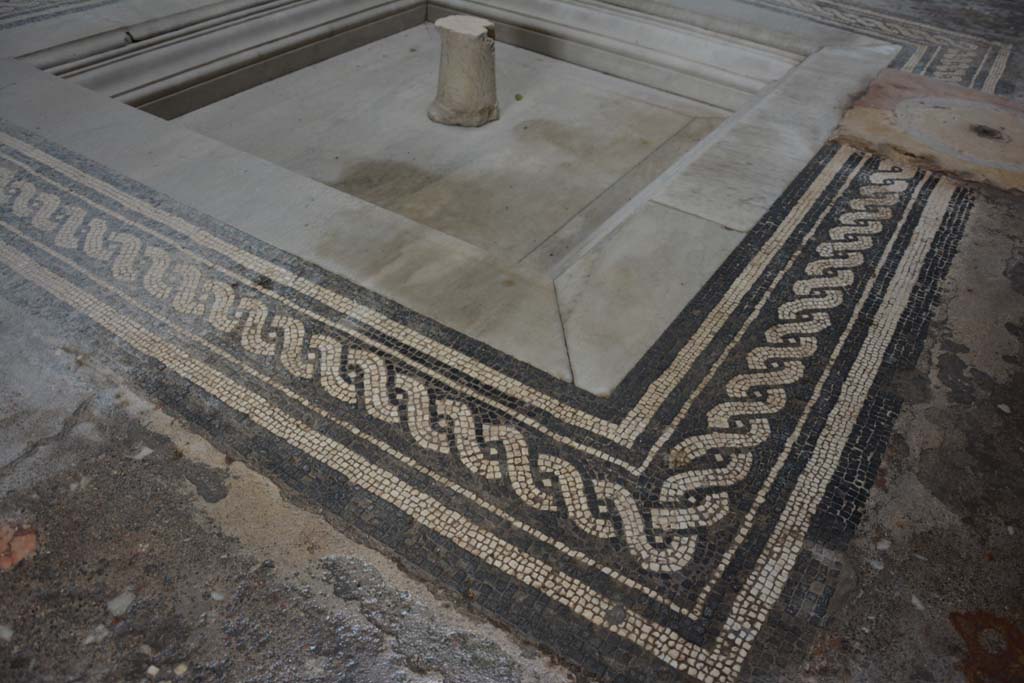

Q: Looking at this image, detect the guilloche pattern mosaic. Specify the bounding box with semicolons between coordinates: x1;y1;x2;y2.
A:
0;120;974;681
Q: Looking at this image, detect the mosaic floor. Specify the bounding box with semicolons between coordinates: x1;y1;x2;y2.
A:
0;109;977;680
3;0;1019;679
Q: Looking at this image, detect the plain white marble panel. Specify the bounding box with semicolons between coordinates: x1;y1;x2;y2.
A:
556;201;743;395
654;44;899;232
650;130;809;233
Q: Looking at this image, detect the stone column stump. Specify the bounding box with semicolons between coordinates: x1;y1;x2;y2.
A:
428;15;499;127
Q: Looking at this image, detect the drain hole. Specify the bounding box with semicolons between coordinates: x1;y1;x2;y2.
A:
970;124;1005;141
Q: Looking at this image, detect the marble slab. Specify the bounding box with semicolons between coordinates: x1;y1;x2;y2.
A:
654;44;901;232
557;201;743;394
178;26;722;266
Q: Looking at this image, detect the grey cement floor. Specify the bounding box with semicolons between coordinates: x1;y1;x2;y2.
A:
0;294;572;682
178;25;725;269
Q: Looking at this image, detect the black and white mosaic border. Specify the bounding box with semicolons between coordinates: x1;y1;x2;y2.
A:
0;120;974;681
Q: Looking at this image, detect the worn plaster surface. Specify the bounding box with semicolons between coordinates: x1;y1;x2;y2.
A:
835;69;1024;191
0;1;1023;683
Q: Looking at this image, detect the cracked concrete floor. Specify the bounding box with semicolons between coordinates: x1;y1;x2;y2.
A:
0;296;572;683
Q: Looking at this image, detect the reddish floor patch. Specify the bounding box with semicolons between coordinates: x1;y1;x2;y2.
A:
951;611;1024;683
0;522;37;570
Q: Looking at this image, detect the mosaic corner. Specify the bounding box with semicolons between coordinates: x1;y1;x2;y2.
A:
0;115;978;682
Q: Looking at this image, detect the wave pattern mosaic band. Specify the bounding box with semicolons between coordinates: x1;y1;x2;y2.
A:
0;119;974;681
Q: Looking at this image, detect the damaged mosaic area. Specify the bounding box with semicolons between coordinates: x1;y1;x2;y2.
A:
0;119;974;682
